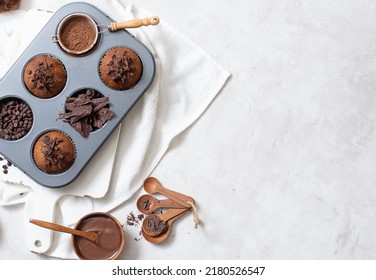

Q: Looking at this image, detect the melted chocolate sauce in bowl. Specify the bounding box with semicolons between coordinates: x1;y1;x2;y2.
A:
56;13;99;56
72;212;125;260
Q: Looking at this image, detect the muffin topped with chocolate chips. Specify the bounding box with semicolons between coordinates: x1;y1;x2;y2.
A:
23;55;67;99
33;131;75;174
99;47;143;90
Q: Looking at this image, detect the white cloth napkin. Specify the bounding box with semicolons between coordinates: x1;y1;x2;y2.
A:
0;0;230;259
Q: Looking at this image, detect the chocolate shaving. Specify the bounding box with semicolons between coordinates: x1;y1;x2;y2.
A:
105;51;136;83
40;135;65;167
59;89;114;137
145;216;167;236
141;197;151;211
30;58;54;91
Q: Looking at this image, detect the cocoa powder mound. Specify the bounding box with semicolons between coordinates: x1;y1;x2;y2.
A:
60;17;96;52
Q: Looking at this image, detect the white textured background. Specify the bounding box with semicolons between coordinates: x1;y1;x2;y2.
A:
1;0;376;259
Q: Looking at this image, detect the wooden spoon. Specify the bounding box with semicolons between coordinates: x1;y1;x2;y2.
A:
108;16;160;32
29;218;98;242
137;194;186;215
142;208;189;244
142;208;188;237
143;177;193;208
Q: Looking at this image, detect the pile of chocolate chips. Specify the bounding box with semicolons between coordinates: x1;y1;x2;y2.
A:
40;136;65;167
106;51;135;83
0;156;12;174
29;59;54;90
0;99;33;140
59;89;114;137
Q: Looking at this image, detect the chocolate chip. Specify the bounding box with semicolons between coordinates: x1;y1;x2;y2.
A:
0;99;33;140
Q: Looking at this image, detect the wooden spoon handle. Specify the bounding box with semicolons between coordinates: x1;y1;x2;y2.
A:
159;208;188;221
157;188;192;208
165;188;194;204
29;219;97;242
143;177;193;208
109;16;160;31
157;198;186;209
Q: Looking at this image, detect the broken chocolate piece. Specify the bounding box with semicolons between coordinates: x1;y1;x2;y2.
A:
106;50;136;83
59;89;114;137
145;216;167;236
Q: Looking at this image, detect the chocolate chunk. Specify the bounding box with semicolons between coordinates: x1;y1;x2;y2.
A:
40;135;66;167
141;197;151;210
59;89;114;137
145;216;167;235
31;58;54;91
106;50;136;83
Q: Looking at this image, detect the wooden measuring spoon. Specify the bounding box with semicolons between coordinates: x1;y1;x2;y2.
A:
142;208;188;237
142;208;189;244
137;194;186;215
143;177;193;208
108;16;160;32
29;218;98;242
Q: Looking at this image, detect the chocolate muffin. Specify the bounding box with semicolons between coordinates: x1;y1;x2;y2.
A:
33;131;75;174
0;0;20;12
99;47;143;90
23;55;67;99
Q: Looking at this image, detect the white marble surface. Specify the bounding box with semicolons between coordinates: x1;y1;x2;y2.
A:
1;0;376;259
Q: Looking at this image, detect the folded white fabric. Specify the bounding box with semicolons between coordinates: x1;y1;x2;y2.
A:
0;0;230;259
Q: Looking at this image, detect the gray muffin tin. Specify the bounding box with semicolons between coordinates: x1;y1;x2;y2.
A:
0;2;155;188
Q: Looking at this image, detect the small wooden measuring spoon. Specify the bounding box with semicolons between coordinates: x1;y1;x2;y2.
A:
29;218;98;242
142;208;187;237
137;194;186;215
143;177;194;208
108;16;160;32
142;208;189;243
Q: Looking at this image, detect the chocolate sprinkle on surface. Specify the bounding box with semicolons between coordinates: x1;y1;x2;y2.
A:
0;157;12;175
59;89;114;137
125;211;145;241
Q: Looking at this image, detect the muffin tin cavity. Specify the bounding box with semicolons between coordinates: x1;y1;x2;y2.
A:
0;97;33;141
0;2;155;188
56;13;99;56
